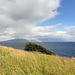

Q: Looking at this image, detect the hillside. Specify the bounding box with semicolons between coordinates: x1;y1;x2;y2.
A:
0;46;75;75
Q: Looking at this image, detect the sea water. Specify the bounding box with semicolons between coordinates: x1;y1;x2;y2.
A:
0;42;75;57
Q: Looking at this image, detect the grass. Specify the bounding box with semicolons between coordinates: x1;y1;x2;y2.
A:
0;45;75;75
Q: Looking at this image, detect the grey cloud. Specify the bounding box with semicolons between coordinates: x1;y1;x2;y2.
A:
3;0;60;22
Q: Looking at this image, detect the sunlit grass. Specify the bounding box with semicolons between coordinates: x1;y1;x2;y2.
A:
0;45;75;75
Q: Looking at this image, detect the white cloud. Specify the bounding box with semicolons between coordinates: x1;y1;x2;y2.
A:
0;0;61;41
30;24;75;41
64;26;75;30
32;23;62;32
65;26;75;35
0;0;75;42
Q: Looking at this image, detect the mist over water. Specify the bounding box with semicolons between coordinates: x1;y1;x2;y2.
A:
0;42;75;58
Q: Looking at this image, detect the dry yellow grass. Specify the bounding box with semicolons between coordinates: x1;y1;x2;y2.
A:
0;45;75;75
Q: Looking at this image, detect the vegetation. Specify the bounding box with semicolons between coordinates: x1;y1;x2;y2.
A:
0;45;75;75
24;42;55;55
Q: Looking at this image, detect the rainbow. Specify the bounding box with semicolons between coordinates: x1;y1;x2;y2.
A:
28;37;49;48
33;38;42;42
33;38;49;48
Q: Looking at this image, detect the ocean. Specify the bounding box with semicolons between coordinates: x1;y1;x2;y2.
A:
0;42;75;58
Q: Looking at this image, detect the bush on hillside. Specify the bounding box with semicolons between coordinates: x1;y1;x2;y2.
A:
24;42;55;55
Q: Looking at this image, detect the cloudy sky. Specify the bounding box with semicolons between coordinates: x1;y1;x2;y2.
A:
0;0;75;42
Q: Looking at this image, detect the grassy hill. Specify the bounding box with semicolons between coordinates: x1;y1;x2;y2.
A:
0;45;75;75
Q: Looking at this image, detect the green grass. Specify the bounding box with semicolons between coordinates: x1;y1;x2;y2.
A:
0;45;75;75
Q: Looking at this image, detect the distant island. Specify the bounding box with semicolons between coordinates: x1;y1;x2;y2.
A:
1;39;29;42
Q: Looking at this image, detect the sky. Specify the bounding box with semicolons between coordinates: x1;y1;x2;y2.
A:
0;0;75;42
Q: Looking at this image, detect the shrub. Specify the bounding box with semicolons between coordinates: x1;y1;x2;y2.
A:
24;42;55;55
